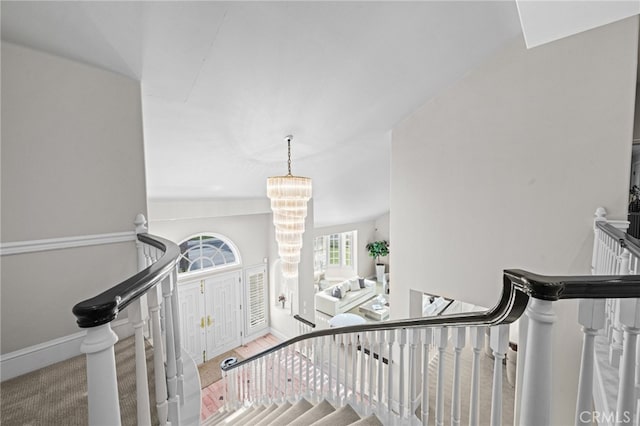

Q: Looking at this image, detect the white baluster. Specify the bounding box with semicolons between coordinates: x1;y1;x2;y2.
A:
378;330;385;410
451;327;466;426
351;334;357;404
435;327;448;426
319;336;326;400
422;328;432;426
575;299;606;425
469;327;483;426
368;331;375;410
82;323;121;426
148;285;168;425
409;329;420;423
360;333;367;408
161;276;180;425
611;248;631;367
398;328;407;419
328;337;334;402
336;334;342;404
130;299;151;426
387;329;396;418
520;298;556;426
132;215;151;426
490;324;509;426
343;334;349;403
169;269;184;403
617;298;640;425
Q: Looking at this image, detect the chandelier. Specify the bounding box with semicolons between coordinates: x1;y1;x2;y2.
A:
267;135;312;278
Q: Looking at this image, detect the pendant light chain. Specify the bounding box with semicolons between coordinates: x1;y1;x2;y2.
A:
287;135;292;176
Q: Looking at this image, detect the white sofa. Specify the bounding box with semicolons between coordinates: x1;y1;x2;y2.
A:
315;277;376;316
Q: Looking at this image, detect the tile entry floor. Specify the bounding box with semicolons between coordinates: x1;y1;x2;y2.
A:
200;333;281;421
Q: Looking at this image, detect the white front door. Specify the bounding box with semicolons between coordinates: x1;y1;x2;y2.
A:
177;280;206;364
204;271;242;359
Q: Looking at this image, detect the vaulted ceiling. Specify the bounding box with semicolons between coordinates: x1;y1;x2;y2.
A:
1;1;523;226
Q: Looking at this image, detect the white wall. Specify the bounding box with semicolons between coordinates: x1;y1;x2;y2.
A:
391;17;638;425
1;42;147;353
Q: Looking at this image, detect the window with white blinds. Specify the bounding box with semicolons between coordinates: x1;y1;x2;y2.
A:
245;266;268;335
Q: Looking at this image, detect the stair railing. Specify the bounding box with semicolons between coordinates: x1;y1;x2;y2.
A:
589;207;640;425
221;257;640;424
72;214;182;426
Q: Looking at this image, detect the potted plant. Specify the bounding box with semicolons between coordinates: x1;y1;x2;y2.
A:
366;240;389;283
278;294;286;309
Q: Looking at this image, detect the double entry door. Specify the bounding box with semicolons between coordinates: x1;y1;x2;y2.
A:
178;270;242;364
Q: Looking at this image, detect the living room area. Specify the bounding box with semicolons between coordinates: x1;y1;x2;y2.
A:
311;217;391;329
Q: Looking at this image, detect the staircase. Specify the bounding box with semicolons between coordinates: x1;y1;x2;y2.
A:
205;208;640;426
204;399;383;426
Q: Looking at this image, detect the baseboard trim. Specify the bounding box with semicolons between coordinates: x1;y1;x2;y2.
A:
268;327;290;342
1;231;136;256
1;318;134;381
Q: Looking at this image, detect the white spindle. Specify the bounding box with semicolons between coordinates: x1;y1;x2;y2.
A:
320;336;326;399
520;298;556;426
422;328;432;426
82;323;121;426
490;324;509;426
409;329;420;423
451;327;466;426
387;329;396;418
336;334;342;403
617;298;640;425
469;326;483;426
351;334;357;404
328;336;334;402
360;332;367;408
398;328;407;419
377;330;385;410
161;277;180;425
343;334;349;403
148;285;168;425
130;299;152;425
169;269;184;403
575;299;605;425
435;327;448;426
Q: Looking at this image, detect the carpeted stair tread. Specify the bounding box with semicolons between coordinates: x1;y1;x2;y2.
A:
203;409;230;425
254;401;291;426
308;404;361;426
234;405;265;424
222;406;254;425
350;414;383;425
251;403;279;423
268;397;313;425
288;399;336;426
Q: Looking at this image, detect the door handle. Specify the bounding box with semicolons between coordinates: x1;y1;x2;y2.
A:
207;315;213;327
200;317;205;329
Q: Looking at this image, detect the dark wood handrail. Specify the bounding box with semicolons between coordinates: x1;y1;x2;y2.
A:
504;269;640;301
72;233;179;328
222;275;529;372
597;221;640;259
293;314;316;328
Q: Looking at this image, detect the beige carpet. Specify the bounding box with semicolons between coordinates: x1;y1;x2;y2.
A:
0;335;158;426
198;349;244;389
421;344;515;426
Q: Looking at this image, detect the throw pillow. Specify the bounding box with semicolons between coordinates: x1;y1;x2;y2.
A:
331;286;343;299
349;279;360;292
340;281;351;295
358;278;365;289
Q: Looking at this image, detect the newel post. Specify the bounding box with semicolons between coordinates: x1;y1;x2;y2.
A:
592;207;607;275
82;323;121;426
519;297;556;426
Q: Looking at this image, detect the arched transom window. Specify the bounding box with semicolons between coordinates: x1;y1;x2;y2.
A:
178;234;240;274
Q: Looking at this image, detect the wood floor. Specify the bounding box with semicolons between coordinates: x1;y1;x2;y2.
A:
200;333;281;421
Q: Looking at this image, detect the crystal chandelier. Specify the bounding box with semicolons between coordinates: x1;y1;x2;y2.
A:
267;135;312;278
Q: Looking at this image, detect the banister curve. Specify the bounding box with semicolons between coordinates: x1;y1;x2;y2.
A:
72;233;179;328
222;276;530;372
